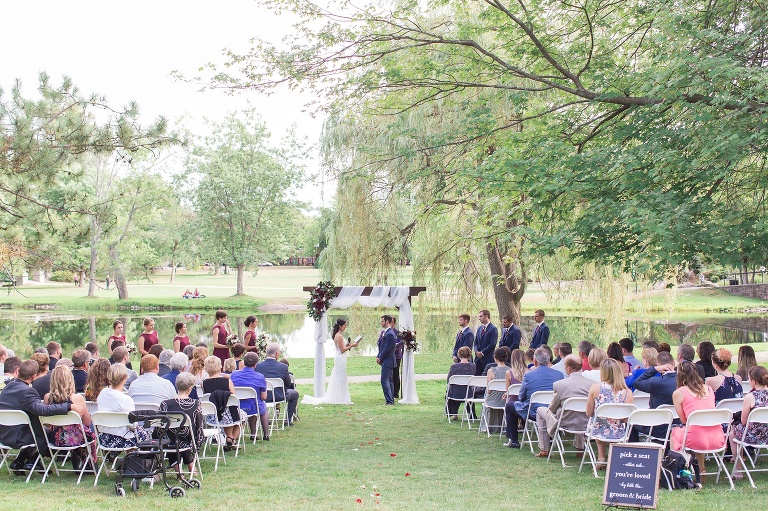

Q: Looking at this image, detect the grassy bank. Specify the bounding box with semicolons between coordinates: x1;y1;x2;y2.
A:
1;381;765;510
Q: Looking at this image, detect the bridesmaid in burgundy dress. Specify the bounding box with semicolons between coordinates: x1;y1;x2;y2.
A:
243;315;260;353
173;321;190;353
211;310;231;366
107;320;126;354
138;317;160;356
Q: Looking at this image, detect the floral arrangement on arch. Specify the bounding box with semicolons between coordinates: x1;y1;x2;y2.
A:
397;329;419;353
307;281;337;322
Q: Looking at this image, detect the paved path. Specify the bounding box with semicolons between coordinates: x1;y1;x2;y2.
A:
295;373;446;385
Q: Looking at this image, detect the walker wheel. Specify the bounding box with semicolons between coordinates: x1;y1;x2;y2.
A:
131;479;139;492
187;478;201;490
170;486;186;498
115;484;126;498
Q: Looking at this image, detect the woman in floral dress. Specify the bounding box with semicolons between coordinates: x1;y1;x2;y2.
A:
586;359;634;467
730;366;768;478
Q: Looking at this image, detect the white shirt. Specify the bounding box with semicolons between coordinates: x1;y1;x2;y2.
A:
127;372;177;405
97;387;136;437
582;369;601;382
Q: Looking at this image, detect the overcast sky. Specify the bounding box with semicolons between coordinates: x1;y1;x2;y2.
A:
0;0;331;207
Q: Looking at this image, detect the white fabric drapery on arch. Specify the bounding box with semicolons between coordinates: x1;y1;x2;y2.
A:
312;286;419;404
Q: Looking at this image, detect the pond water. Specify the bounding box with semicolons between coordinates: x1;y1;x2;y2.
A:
1;310;766;361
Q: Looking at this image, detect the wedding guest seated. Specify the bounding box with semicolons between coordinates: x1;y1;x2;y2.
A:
148;344;164;363
585;359;634;468
485;348;512;433
696;341;717;379
30;352;52;397
160;373;204;474
228;344;246;371
671;361;725;481
1;356;21;389
202;356;244;451
231;352;270;441
96;363;150;449
503;347;564;448
619;337;641;372
551;342;572;376
657;342;671;354
46;342;62;370
577;341;593;371
729;366;768;479
182;345;195;364
127;354;176;405
189;346;209;385
606;342;630;377
736;345;757;382
223;358;237;375
583;348;607;382
111;347;138;388
551;343;563;366
0;360;85;473
279;358;297;387
158;349;174;377
84;342;99;366
524;349;535;369
108;340;132;370
84;358;111;401
627;350;677;442
504;349;528;403
256;343;299;426
536;355;592;457
162;352;189;389
625;347;658;390
706;348;743;405
642;340;660;351
446;346;476;419
678;343;706;380
71;349;91;393
44;366;97;470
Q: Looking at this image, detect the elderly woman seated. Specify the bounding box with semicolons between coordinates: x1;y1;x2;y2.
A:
202;355;245;451
96;363;151;449
160;373;204;473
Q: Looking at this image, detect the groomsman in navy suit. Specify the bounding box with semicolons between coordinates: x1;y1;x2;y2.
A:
499;314;521;351
376;315;397;405
474;310;498;376
529;309;550;350
452;314;474;363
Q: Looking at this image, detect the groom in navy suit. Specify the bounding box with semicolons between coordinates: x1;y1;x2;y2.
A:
529;309;550;350
474;310;498;376
376;315;397;405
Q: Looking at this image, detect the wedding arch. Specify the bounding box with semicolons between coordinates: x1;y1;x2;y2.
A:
303;285;426;404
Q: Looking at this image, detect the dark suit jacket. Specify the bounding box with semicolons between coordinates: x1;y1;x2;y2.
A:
529;322;550;350
73;369;88;393
452;328;474;359
31;373;52;397
499;325;521;351
474;323;498;375
0;379;71;449
255;358;291;402
377;328;397;369
634;369;677;408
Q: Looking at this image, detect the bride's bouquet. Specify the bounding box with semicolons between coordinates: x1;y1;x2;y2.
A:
397;330;419;353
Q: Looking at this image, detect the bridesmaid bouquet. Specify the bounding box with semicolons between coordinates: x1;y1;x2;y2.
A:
256;333;271;360
397;330;419;353
125;342;138;354
226;334;241;347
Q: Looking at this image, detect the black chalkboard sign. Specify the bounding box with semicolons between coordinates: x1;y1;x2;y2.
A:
603;443;663;509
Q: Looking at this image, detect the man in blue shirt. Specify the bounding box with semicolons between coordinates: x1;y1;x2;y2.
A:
231;352;269;440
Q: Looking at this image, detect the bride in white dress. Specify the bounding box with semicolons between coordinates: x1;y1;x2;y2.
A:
302;318;360;405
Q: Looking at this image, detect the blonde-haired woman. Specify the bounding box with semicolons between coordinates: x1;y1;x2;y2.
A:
202;356;244;451
583;347;608;382
585;359;634;468
44;366;96;470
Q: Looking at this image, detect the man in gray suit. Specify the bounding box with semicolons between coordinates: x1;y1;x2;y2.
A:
534;354;594;457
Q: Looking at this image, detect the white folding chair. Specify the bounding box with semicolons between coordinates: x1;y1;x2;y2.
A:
133;402;160;412
624;408;674;452
85;401;99;415
548;397;589;467
498;384;522;438
463;376;487;431
226;394;247;456
741;381;753;395
631;392;650;410
733;407;768;488
679;409;734;489
233;386;263;442
657;404;679;420
579;403;637;478
39;411;96;484
444;375;473;423
265;378;288;434
716;398;745;415
521;391;556;454
479;379;508;437
200;400;226;473
90;411;133;486
0;409;43;483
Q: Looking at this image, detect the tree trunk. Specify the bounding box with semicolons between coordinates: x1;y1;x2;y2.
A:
87;217;101;297
108;244;129;299
169;258;176;284
485;239;526;326
236;263;245;295
88;316;97;343
214;263;220;275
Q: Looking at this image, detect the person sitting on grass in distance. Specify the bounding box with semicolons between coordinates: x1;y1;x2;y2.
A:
583;348;608;382
111;347;138;388
160;372;204;474
535;354;593;458
503;347;564;448
231;352;270;441
585;359;634;469
446;346;476;419
625;347;658;390
96;363;151;449
84;358;111;401
127;354;177;405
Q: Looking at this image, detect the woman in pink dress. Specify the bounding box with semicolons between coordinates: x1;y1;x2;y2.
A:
137;317;159;356
671;361;725;480
211;310;231;366
173;321;190;353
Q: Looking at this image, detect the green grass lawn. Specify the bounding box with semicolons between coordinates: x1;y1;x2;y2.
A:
1;381;766;510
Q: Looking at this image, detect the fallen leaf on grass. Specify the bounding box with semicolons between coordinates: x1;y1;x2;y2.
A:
390;453;397;457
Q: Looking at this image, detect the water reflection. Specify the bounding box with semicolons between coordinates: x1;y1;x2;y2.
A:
0;311;765;360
